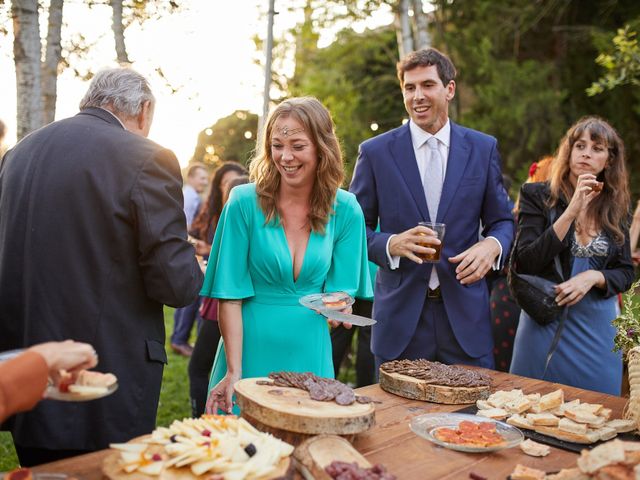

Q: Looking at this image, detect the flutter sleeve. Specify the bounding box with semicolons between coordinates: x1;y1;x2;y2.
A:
324;191;373;301
200;187;255;300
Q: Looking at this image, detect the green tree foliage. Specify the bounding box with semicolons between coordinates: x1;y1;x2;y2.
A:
191;110;258;168
437;0;640;194
291;26;406;179
588;25;640;95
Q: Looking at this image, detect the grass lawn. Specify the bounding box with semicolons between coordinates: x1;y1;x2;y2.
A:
0;307;190;471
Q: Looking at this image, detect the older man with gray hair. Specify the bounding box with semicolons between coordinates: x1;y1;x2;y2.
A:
0;67;203;465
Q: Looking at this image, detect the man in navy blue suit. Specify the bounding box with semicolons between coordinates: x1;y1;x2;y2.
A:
350;48;514;370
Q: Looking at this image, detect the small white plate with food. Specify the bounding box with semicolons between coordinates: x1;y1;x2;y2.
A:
299;292;355;311
46;370;118;402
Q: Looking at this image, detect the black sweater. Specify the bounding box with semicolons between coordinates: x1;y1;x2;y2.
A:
513;182;634;299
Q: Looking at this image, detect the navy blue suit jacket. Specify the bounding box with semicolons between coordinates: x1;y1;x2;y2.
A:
350;121;514;360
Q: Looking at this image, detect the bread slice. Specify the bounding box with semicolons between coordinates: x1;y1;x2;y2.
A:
559;417;588;435
606;419;636;434
535;425;599;444
593;426;618;442
487;389;524;408
505;397;533;414
507;414;534;430
526;393;541;403
576;439;627;473
519;439;550;457
598;408;613;421
476;399;492;410
551;399;581;417
565;406;602;425
545;468;590;480
587;415;607;429
526;412;560;426
592;464;634;480
509;464;546;480
539;389;564;411
579;403;604;415
476;408;508;420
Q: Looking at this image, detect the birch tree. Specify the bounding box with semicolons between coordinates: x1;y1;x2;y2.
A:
42;0;64;125
12;0;42;139
110;0;130;64
395;0;413;58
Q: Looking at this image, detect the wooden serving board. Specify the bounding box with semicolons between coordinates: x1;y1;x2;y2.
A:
294;435;371;480
234;378;375;436
101;435;291;480
379;369;490;404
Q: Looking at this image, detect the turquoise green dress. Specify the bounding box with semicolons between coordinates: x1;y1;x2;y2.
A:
202;184;372;406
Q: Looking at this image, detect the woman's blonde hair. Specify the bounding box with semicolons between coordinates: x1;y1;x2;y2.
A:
548;116;630;245
249;97;344;233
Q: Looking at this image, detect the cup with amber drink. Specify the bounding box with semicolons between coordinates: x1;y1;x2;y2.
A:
417;222;445;263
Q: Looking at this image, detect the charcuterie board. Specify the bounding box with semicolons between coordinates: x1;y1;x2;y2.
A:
294;435;371;480
234;378;375;442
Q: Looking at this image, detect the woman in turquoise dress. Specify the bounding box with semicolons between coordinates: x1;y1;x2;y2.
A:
510;117;634;395
202;97;372;414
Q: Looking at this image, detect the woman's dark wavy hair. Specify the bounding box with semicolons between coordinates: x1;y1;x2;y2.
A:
190;161;247;242
548;116;630;245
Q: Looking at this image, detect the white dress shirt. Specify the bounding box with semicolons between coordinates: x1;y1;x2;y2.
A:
385;120;502;274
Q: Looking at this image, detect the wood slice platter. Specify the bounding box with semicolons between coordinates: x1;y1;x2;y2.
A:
102;435;292;480
379;369;490;404
234;378;375;437
293;435;371;480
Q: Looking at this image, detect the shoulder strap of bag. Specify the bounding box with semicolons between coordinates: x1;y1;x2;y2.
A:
542;207;569;378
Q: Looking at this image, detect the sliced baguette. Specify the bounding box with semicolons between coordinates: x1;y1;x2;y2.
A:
539;389;564;411
526;412;560;427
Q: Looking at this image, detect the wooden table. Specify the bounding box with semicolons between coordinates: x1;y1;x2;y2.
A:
31;369;629;479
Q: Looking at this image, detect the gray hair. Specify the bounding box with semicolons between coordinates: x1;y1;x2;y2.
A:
79;68;155;117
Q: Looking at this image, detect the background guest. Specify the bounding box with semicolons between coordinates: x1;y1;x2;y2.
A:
170;162;210;357
0;341;97;423
203;97;372;414
510;116;634;395
188;162;248;417
182;163;209;229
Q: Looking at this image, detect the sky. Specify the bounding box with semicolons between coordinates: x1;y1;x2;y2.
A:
1;1;393;166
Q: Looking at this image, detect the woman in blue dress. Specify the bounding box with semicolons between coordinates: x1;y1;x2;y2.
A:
202;97;372;414
510;116;634;395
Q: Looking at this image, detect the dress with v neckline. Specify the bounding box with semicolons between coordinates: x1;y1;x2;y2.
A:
200;184;372;412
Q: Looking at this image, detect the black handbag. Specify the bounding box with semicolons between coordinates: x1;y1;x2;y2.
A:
508;207;564;326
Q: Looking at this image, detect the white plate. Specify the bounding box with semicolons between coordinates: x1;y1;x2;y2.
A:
45;382;118;402
410;412;524;453
0;348;25;363
299;292;355;311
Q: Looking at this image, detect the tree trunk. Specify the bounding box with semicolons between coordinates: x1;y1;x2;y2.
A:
42;0;64;125
412;0;431;49
12;0;43;140
110;0;130;64
394;0;413;60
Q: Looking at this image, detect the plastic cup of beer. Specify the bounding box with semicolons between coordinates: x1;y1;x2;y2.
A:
417;221;445;263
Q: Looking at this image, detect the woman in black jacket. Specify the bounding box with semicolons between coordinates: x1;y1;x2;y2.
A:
510;116;634;395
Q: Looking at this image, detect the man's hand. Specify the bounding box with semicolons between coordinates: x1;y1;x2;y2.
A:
388;225;440;264
448;238;500;285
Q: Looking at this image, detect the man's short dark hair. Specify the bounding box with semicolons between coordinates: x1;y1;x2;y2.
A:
397;48;457;87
